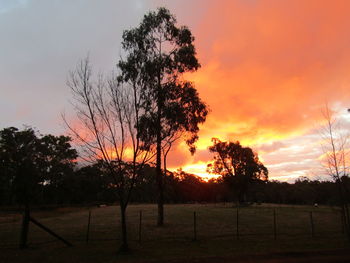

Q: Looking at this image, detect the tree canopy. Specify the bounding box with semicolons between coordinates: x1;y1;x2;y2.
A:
118;7;208;152
207;138;268;203
118;7;208;225
0;127;77;206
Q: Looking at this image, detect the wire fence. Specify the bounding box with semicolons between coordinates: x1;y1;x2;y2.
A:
0;204;346;249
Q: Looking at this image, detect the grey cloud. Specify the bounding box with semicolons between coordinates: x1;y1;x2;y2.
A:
0;0;155;134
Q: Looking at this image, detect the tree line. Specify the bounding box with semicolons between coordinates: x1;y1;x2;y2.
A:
1;124;350;250
0;126;348;207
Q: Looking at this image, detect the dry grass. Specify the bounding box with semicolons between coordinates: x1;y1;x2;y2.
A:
0;203;349;262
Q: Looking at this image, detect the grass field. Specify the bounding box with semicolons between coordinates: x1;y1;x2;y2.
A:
0;203;349;262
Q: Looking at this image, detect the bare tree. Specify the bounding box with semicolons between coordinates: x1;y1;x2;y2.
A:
64;57;154;252
320;105;350;238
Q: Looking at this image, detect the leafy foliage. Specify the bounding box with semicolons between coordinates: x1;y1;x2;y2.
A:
117;7;208;225
0;127;77;205
207;138;268;203
118;7;208;153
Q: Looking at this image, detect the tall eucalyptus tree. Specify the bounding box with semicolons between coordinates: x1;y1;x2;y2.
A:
118;7;208;226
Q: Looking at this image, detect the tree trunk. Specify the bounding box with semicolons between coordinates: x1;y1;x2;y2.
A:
19;204;30;249
340;184;350;239
119;204;129;252
337;179;350;240
156;71;164;226
156;123;164;226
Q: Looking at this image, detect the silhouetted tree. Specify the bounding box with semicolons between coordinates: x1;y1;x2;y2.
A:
0;127;77;206
38;134;78;204
65;58;154;252
207;138;268;204
320;106;350;238
0;127;42;208
61;163;115;204
118;7;208;226
0;126;77;248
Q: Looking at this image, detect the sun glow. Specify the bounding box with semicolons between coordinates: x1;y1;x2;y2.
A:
172;161;221;181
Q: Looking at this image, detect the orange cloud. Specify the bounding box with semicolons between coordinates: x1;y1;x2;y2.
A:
164;0;350;181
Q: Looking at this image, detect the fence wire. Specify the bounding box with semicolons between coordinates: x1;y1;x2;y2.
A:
0;204;346;249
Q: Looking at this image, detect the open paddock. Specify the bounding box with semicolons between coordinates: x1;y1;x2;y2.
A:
0;203;349;262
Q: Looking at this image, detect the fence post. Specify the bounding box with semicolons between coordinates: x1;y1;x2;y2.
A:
340;211;345;234
30;216;73;247
310;211;314;238
273;208;277;240
236;208;239;240
86;210;91;243
19;205;30;249
193;211;197;241
12;214;16;241
139;210;142;243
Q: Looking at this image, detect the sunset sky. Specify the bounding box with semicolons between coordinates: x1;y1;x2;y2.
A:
1;0;350;182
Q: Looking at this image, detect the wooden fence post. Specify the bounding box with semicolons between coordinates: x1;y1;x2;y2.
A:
30;217;72;247
273;208;277;240
193;211;197;241
19;205;30;249
86;210;91;243
310;211;315;238
139;210;142;243
236;208;239;240
340;211;345;234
